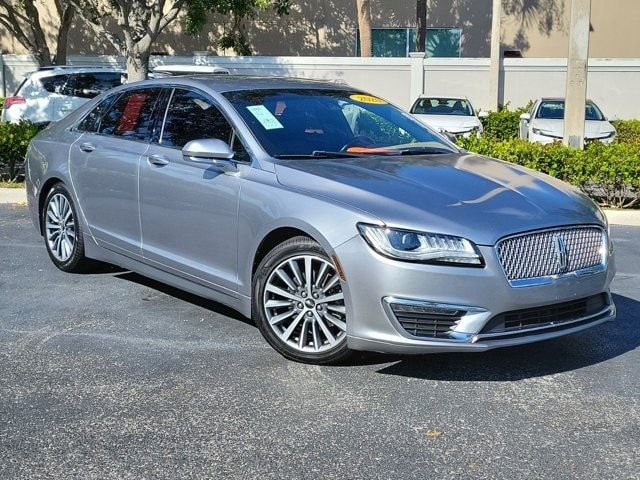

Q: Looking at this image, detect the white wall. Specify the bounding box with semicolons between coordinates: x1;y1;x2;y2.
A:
2;54;640;119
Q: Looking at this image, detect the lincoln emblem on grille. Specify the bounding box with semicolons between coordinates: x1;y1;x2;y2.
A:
553;235;569;272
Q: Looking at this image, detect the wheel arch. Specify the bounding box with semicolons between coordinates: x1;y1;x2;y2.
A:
37;176;66;235
251;226;320;277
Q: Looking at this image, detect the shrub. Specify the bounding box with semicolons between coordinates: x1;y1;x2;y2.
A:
0;121;43;182
458;136;640;208
480;103;531;141
612;119;640;145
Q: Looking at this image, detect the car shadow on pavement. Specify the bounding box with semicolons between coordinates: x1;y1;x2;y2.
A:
374;294;639;381
114;271;252;325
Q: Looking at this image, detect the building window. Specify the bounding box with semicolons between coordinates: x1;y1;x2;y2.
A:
357;28;462;58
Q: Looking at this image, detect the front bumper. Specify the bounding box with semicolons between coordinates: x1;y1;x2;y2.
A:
334;235;616;354
529;132;615;145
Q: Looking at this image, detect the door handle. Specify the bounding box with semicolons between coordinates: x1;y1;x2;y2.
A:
79;142;95;153
147;154;170;166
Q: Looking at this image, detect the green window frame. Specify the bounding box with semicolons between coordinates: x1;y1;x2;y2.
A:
356;27;462;58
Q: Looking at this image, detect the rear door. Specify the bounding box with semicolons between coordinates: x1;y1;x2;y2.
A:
69;87;163;257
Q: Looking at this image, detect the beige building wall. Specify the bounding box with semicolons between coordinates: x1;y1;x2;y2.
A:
0;0;638;58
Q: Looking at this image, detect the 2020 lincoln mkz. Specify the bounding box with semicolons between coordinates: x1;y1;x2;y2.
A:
25;76;616;364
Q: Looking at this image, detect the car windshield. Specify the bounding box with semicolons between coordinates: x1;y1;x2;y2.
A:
410;98;474;116
223;89;458;158
536;101;605;121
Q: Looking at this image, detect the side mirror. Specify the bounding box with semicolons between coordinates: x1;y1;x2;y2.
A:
182;138;237;173
441;131;457;143
520;113;531;122
477;110;489;119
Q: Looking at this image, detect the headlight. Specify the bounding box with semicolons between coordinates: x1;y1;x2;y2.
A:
358;224;484;266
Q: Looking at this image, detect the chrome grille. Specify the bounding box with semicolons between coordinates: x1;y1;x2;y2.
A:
497;227;605;282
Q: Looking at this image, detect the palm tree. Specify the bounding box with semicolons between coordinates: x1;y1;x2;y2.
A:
356;0;372;57
416;0;427;52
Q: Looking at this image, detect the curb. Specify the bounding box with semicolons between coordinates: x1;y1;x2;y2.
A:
1;188;639;226
0;187;27;205
604;209;640;227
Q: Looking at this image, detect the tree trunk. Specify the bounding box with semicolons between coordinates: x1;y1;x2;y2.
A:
126;49;150;82
416;0;427;52
356;0;372;57
33;47;52;67
55;6;75;65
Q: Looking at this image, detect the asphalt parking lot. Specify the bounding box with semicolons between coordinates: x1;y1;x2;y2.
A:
1;203;639;480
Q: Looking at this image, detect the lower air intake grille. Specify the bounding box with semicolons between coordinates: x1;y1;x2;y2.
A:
389;303;464;338
480;293;608;334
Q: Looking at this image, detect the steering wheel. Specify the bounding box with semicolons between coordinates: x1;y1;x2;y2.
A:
341;136;376;152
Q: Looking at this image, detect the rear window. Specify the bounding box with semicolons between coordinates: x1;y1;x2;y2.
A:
98;88;162;141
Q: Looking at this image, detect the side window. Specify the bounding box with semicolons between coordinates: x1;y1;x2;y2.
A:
161;89;233;149
65;72;125;99
40;75;70;94
77;94;119;133
98;88;162;141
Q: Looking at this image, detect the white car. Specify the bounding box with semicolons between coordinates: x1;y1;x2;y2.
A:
410;96;486;138
520;98;617;144
2;66;125;124
151;65;231;77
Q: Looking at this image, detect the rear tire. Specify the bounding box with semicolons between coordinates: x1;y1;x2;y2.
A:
42;183;94;273
252;236;352;364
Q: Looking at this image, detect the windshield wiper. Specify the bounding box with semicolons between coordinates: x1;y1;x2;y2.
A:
396;146;454;156
274;151;361;159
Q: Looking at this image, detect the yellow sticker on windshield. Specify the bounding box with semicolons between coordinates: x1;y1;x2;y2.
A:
350;94;387;105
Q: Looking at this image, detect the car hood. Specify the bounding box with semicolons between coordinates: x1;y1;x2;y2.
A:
531;119;616;138
274;153;605;245
412;114;481;133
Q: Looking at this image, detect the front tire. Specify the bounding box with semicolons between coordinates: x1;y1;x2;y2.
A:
252;236;351;364
42;183;93;273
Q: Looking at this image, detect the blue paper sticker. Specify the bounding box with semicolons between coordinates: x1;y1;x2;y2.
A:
246;105;284;130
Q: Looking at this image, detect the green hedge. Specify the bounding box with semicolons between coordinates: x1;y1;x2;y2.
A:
0;121;43;182
480;103;529;141
457;136;640;208
612;120;640;144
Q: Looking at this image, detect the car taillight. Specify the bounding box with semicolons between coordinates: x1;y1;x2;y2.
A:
3;96;26;109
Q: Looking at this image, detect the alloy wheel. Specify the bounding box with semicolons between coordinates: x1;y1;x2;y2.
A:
263;254;347;353
45;193;76;262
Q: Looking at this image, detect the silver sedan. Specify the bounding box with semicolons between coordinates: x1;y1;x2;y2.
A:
25;76;616;364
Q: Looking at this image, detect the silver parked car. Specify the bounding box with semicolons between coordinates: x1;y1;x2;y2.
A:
25;76;616;364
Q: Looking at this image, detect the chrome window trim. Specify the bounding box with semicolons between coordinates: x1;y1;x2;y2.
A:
495;224;607;288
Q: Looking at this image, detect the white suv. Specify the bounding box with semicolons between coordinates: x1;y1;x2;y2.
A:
2;66;125;124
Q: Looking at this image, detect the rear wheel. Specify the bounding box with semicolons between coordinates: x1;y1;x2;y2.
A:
42;183;93;273
253;236;351;364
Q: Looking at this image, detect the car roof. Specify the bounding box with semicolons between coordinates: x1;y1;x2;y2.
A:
417;95;469;101
28;66;124;79
153;65;230;74
135;75;353;93
538;97;596;103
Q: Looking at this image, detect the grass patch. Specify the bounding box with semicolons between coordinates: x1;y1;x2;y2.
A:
0;181;25;189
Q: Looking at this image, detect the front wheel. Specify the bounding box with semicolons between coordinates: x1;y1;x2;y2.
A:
252;236;351;364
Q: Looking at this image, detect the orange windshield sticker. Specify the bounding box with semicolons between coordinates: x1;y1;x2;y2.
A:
346;147;400;155
349;94;388;105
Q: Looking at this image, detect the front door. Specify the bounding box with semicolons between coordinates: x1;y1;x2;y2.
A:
69;87;162;256
139;88;250;293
